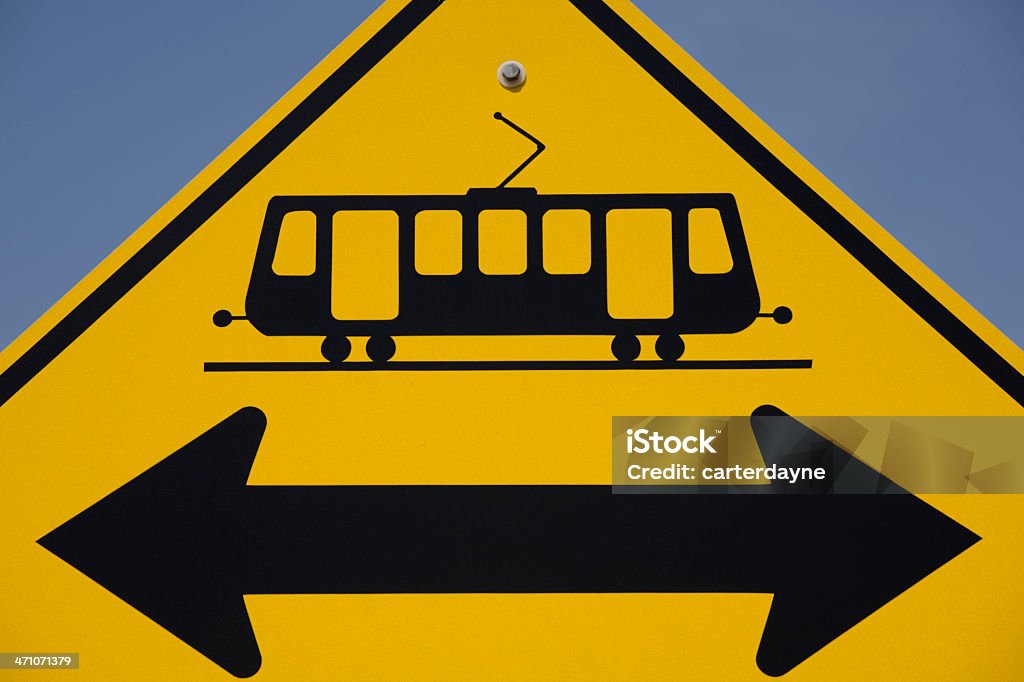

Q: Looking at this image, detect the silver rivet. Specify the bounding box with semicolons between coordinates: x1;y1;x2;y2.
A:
498;60;526;89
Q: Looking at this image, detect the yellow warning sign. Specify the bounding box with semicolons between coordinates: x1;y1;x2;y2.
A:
2;1;1023;680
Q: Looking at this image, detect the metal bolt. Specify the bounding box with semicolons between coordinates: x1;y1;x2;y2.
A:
498;60;526;88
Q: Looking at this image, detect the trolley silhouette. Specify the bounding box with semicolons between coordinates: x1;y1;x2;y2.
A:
214;114;791;364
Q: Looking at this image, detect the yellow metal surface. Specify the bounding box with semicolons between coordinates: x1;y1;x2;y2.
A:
1;0;1022;679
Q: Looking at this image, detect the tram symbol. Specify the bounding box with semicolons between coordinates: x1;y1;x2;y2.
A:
214;113;792;364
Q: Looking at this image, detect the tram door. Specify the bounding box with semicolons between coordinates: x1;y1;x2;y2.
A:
331;210;400;321
605;208;676;320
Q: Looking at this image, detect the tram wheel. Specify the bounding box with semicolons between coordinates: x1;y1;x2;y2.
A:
367;335;396;363
611;334;641;362
321;336;351;363
655;334;685;362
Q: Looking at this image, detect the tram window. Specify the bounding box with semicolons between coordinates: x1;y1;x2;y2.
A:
478;210;527;275
606;209;674;319
688;207;734;274
415;210;462;275
543;210;591;274
331;210;399;320
271;210;317;276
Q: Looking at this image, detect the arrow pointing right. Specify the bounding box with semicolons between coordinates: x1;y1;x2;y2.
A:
38;406;979;677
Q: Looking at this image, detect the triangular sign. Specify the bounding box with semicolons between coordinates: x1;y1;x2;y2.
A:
2;1;1021;680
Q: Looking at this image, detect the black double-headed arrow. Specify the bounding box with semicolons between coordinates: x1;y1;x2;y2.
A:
39;406;979;677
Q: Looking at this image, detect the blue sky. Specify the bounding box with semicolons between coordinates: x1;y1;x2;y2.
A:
1;0;1022;348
